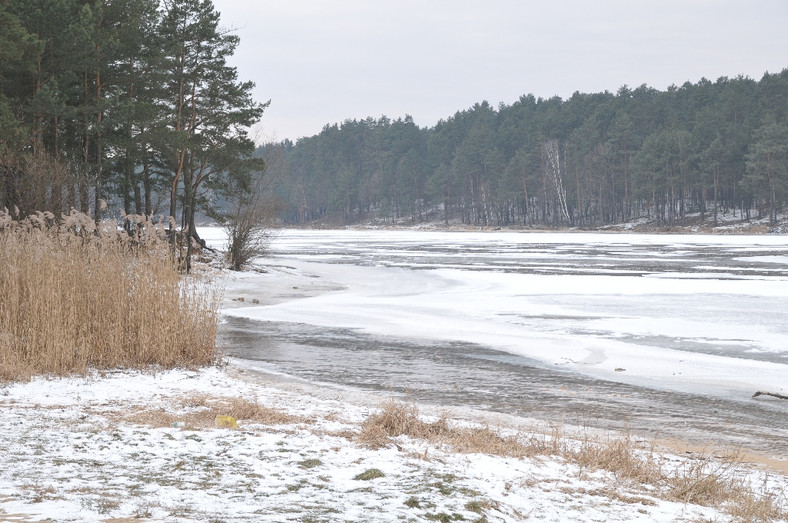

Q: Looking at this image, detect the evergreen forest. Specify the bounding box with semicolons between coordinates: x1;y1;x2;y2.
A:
2;0;787;232
264;71;788;228
0;0;266;238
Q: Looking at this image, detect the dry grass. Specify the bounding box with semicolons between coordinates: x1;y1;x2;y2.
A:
205;396;305;425
727;485;788;522
570;431;664;485
665;453;788;521
124;394;304;429
358;401;450;446
0;209;221;380
359;400;557;458
360;401;788;522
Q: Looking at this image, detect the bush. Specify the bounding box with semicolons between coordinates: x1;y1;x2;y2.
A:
221;142;281;271
224;201;275;271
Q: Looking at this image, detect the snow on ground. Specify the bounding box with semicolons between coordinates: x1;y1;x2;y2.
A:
2;364;785;522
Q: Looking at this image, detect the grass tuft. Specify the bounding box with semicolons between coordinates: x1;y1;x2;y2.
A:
353;468;385;481
299;459;323;469
570;431;663;485
358;400;540;458
404;496;421;508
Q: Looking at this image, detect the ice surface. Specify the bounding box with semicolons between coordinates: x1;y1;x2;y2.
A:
213;228;788;400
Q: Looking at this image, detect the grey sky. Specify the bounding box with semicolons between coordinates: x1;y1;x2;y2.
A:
210;0;788;143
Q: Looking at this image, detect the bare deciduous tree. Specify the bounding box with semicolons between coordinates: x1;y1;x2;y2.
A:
223;141;282;271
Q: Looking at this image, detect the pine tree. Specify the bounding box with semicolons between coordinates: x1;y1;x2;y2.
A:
158;0;267;271
743;120;788;225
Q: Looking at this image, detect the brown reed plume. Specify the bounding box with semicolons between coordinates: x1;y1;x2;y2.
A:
0;209;221;380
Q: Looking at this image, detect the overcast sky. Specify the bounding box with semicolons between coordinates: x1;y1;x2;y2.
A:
210;0;788;143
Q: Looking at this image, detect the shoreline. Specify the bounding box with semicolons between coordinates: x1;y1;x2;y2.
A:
216;258;788;476
4;363;786;521
228;358;788;476
270;210;788;236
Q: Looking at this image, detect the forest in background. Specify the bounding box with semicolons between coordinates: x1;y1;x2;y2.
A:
263;71;788;228
2;1;786;233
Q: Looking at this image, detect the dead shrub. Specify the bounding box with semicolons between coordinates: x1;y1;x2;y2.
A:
667;456;738;506
358;401;450;448
663;452;788;521
661;450;786;519
726;485;788;522
571;433;664;485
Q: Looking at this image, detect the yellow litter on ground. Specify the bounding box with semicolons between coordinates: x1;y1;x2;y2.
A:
215;415;238;429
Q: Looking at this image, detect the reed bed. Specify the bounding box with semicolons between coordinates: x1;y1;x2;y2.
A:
0;209;221;380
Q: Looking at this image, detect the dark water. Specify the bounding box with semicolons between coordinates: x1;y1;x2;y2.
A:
220;315;788;458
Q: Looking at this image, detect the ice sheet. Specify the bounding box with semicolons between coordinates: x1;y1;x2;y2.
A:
213;228;788;400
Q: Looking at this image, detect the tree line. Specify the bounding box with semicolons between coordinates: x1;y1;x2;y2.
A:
265;71;788;228
0;0;266;256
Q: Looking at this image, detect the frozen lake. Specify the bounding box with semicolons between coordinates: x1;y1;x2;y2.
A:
208;228;788;458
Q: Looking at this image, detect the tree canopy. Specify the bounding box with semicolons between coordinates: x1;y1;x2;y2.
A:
265;71;788;228
0;0;266;238
3;2;785;231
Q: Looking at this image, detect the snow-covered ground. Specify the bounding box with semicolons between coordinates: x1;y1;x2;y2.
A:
2;365;786;522
2;226;788;521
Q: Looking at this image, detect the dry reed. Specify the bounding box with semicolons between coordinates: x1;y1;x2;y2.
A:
123;395;304;429
0;209;221;380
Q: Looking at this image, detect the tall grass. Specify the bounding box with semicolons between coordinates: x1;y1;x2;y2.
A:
0;209;221;380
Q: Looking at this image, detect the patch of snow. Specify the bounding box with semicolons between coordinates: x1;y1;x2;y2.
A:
2;366;781;522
